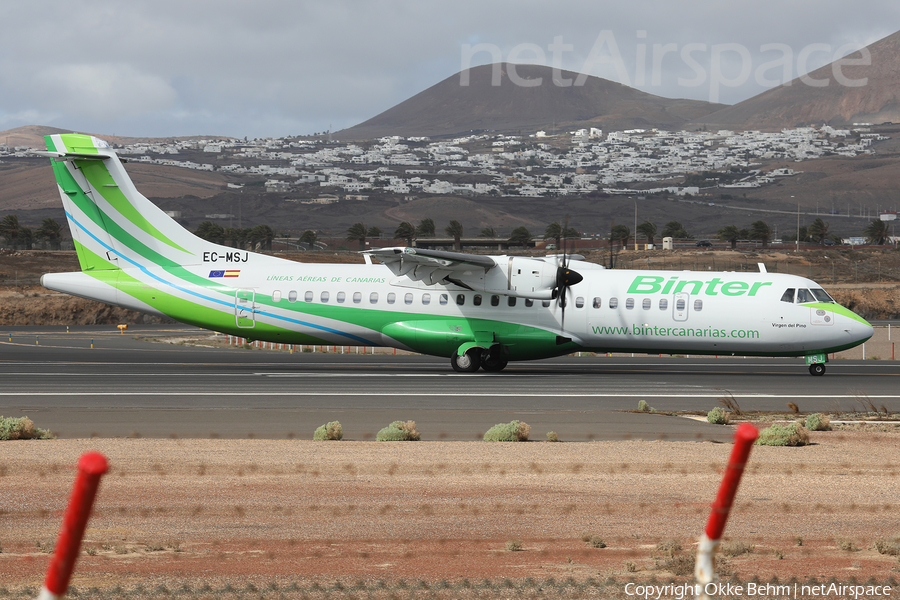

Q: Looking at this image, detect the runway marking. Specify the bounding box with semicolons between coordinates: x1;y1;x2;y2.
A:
3;392;900;398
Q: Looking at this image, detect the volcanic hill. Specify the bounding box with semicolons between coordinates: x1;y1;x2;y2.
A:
335;63;725;140
692;30;900;130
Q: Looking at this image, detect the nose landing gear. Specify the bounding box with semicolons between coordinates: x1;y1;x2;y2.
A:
808;363;826;376
806;353;827;376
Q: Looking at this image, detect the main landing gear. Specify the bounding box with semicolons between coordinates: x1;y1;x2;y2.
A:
450;347;509;373
808;363;826;376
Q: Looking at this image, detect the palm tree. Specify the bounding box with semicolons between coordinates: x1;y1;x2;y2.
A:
0;214;21;247
508;226;532;248
635;221;657;246
346;222;368;250
808;218;830;245
749;220;772;249
479;226;497;238
394;222;416;245
367;226;382;239
250;224;275;251
717;224;740;250
299;230;318;248
195;221;225;244
543;221;579;249
661;220;691;239
35;217;63;250
416;218;435;238
863;219;890;245
445;220;464;251
610;224;631;249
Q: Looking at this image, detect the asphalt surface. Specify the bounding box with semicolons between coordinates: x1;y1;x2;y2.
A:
2;325;898;441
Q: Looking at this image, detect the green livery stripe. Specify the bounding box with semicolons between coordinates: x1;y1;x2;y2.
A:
75;159;191;255
55;134;99;154
72;239;119;272
802;302;872;327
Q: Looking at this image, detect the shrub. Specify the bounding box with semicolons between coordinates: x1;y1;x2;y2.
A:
873;539;900;555
376;420;420;442
483;420;530;442
660;553;694;576
806;413;832;431
837;538;858;552
0;416;53;440
313;421;343;441
505;540;522;552
707;407;729;425
588;536;606;548
546;431;559;442
756;423;809;446
720;540;753;557
655;539;682;557
637;400;650;412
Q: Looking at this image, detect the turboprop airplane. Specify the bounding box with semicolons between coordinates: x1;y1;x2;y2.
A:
37;134;873;375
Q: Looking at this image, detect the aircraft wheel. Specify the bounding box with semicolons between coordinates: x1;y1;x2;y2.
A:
481;357;508;372
808;363;826;376
451;349;481;373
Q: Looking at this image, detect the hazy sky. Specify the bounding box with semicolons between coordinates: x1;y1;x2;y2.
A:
2;1;898;139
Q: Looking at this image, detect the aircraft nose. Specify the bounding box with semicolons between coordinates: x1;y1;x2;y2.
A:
849;313;874;344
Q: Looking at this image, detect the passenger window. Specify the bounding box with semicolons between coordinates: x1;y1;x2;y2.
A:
336;291;345;303
353;291;362;304
625;298;635;310
542;299;551;308
676;298;686;311
659;298;668;310
320;291;329;303
304;291;313;302
404;293;413;305
796;289;814;303
575;296;584;308
525;299;534;307
642;298;651;310
490;295;500;306
609;297;618;309
508;297;516;307
440;293;448;305
694;299;703;311
473;294;482;306
387;292;396;304
288;290;298;303
780;288;795;303
273;290;282;302
369;292;378;304
456;294;465;305
592;297;602;308
422;293;431;305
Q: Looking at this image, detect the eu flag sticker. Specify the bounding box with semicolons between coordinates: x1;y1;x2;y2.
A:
209;270;225;278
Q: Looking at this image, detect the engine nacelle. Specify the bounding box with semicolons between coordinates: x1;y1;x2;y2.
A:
483;257;560;300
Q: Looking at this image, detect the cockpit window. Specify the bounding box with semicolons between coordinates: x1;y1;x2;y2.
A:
796;289;815;304
780;289;795;303
810;288;835;303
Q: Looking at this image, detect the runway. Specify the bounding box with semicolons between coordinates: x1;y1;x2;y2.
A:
2;325;898;441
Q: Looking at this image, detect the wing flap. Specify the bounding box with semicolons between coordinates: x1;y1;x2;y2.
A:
366;247;497;287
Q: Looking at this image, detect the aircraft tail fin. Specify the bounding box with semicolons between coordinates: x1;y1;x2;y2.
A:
41;134;199;273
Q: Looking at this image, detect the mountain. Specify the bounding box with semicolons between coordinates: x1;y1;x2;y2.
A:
692;30;900;130
335;63;725;140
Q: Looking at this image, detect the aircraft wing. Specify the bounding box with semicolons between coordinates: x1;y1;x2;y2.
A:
365;247;497;286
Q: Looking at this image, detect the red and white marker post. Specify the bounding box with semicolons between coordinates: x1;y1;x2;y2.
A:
36;452;109;600
695;423;758;600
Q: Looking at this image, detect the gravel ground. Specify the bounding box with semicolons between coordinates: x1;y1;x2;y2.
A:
2;428;900;599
